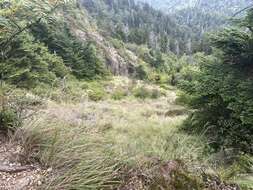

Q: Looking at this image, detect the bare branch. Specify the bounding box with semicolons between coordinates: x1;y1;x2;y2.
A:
232;4;253;17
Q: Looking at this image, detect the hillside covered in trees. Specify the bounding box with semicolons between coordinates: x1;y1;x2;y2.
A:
138;0;253;46
137;0;252;15
0;0;252;189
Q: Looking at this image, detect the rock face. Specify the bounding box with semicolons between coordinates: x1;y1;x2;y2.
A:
65;6;137;77
74;28;136;76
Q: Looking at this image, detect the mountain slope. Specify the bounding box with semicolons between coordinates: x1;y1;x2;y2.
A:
80;0;204;55
136;0;253;51
137;0;252;16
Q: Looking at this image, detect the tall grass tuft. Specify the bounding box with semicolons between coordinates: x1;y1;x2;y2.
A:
14;116;121;190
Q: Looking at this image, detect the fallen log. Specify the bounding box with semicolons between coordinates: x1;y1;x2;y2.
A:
0;165;35;173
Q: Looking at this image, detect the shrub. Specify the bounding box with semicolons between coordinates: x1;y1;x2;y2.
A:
87;82;107;101
170;73;183;86
180;58;253;153
135;64;148;80
178;10;253;154
150;88;161;99
88;89;105;101
133;86;162;99
133;86;149;99
0;86;43;132
176;92;194;106
0;109;18;131
111;88;128;100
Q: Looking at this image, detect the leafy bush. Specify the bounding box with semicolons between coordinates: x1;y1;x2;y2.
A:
88;89;105;102
133;86;150;99
180;59;253;153
0;86;43;132
181;56;253;153
0;109;18;131
150;88;162;99
86;82;107;101
133;86;162;99
135;64;148;80
175;92;194;106
111;88;128;100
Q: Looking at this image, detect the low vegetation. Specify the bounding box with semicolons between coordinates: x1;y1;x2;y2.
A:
6;83;206;189
0;0;252;189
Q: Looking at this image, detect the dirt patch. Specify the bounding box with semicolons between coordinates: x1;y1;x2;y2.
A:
0;135;47;190
116;159;242;190
117;160;202;190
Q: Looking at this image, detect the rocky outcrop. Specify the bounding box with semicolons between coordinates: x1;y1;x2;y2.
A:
74;28;137;76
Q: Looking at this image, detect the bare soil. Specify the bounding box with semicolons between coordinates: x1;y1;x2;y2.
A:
0;133;46;190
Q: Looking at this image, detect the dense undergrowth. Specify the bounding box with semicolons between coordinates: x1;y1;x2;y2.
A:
178;10;253;154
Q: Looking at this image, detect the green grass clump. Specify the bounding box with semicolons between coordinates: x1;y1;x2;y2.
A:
111;88;128;100
132;86;162;99
0;86;43;132
87;89;105;102
82;81;107;102
16;117;120;190
218;155;253;190
0;109;18;131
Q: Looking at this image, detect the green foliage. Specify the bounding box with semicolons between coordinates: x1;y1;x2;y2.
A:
0;0;74;88
179;10;253;153
133;86;161;99
111;88;128;100
210;29;253;67
81;0;207;55
135;64;148;80
0;1;108;89
86;82;107;101
0;85;43;131
1;33;68;88
0;109;18;131
181;56;253;153
128;28;148;45
175;92;194;106
144;50;166;71
31;21;108;80
88;89;105;102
